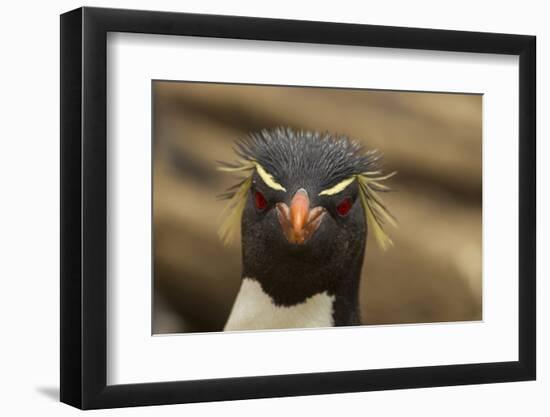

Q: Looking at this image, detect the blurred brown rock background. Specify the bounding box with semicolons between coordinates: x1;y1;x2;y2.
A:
152;81;482;334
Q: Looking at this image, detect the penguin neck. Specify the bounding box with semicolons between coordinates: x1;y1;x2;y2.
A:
225;248;364;330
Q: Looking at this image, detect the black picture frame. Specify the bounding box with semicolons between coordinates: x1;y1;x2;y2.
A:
60;6;536;410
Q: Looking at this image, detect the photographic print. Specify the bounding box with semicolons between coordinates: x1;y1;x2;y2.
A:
152;81;482;334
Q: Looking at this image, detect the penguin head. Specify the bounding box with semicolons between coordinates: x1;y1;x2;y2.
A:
219;127;395;257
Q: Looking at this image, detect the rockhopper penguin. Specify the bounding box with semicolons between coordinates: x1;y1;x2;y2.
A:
218;127;396;331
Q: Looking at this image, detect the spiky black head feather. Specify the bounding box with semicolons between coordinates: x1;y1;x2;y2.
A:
230;127;383;193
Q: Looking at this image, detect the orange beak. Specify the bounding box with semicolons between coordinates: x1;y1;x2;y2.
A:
276;188;326;244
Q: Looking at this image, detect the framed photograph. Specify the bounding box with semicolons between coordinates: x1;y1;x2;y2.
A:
60;6;536;409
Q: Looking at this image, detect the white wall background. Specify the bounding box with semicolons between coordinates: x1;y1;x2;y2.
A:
0;0;545;415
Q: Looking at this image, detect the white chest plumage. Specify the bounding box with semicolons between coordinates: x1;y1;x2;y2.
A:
224;278;335;331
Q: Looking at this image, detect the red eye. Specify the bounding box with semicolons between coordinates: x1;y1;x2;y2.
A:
336;197;352;216
254;191;267;211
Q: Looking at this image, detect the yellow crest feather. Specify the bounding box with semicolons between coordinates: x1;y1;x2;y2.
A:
254;163;286;191
318;176;356;196
218;175;253;245
356;171;397;250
